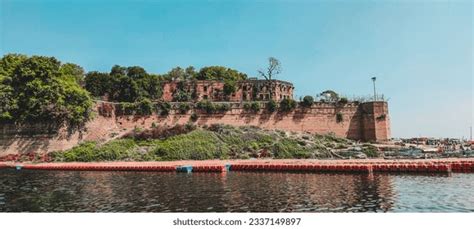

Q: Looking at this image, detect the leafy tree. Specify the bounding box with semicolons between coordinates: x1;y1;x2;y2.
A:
60;63;85;85
110;65;127;76
84;71;112;97
223;79;237;96
279;98;297;112
110;75;142;102
166;67;185;81
136;74;162;100
136;98;153;115
1;54;92;127
301;96;314;108
0;54;26;121
196;66;247;81
126;66;147;79
267;100;278;112
184;66;196;80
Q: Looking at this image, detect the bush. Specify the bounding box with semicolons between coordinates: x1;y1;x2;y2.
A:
53;139;138;162
158;102;171;116
216;103;231;112
223;80;237;96
271;139;310;159
250;102;260;112
190;113;198;122
136;98;153;115
243;102;260;113
243;103;251;110
196;100;215;114
362;145;379;158
177;103;191;114
338;97;348;105
152;130;230;160
336;112;343;123
116;102;137;115
267;100;278;112
279;98;297;112
301;96;314;108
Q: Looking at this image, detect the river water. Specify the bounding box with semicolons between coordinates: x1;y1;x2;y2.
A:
0;169;473;212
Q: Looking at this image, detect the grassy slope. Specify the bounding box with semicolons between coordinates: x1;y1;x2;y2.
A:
51;125;373;162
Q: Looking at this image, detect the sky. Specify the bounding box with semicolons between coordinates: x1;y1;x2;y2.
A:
0;0;472;138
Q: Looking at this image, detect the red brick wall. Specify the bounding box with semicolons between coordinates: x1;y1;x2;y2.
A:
111;101;390;142
0;101;390;155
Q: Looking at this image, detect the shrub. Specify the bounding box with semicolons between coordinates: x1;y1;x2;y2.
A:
301;96;314;108
196;100;215;114
136;98;153;115
267;100;278;112
243;103;251;110
336;112;343;123
362;145;379;158
190;113;198;122
116;102;136;115
271;139;310;159
338;97;348;105
177;103;191;114
216;103;231;112
158;102;171;116
250;102;260;112
152;130;230;160
376;114;387;121
279;98;297;112
223;80;237;96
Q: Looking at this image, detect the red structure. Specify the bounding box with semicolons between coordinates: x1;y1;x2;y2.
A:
162;79;294;102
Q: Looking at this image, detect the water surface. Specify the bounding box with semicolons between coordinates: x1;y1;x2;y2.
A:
0;169;473;212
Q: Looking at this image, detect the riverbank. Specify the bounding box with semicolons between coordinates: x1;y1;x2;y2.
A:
2;158;473;173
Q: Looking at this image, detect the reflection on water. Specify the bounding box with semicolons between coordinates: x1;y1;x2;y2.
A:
0;169;473;212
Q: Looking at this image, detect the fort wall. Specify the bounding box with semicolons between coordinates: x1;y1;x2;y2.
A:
0;101;390;156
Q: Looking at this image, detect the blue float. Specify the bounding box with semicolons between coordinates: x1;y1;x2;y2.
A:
176;165;193;173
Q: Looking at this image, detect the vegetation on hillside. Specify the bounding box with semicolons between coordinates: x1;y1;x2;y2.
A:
51;124;376;162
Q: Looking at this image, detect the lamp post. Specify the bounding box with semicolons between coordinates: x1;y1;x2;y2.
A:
371;77;377;101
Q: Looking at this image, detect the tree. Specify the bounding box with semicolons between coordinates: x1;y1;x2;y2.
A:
1;54;92;127
60;63;85;85
110;75;141;102
126;66;147;79
279;98;297;112
196;66;247;81
258;57;281;80
85;71;112;97
0;54;26;122
110;65;127;76
167;67;185;81
301;96;314;108
223;79;237;96
184;66;196;80
258;57;282;101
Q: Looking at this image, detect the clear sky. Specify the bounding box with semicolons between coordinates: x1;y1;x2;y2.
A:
1;0;472;138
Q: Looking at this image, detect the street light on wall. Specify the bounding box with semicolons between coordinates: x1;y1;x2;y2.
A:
371;77;377;101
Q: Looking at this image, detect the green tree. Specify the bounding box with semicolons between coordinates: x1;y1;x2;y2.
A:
1;54;92;127
301;96;314;108
110;75;141;102
279;98;297;112
223;79;237;96
196;66;247;81
126;66;147;79
60;63;85;85
84;71;112;97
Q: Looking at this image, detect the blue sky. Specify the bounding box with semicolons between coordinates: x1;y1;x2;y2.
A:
1;0;472;138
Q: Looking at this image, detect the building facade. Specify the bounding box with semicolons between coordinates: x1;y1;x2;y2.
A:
161;79;294;102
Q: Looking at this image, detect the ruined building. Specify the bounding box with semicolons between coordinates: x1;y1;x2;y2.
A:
162;79;294;102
